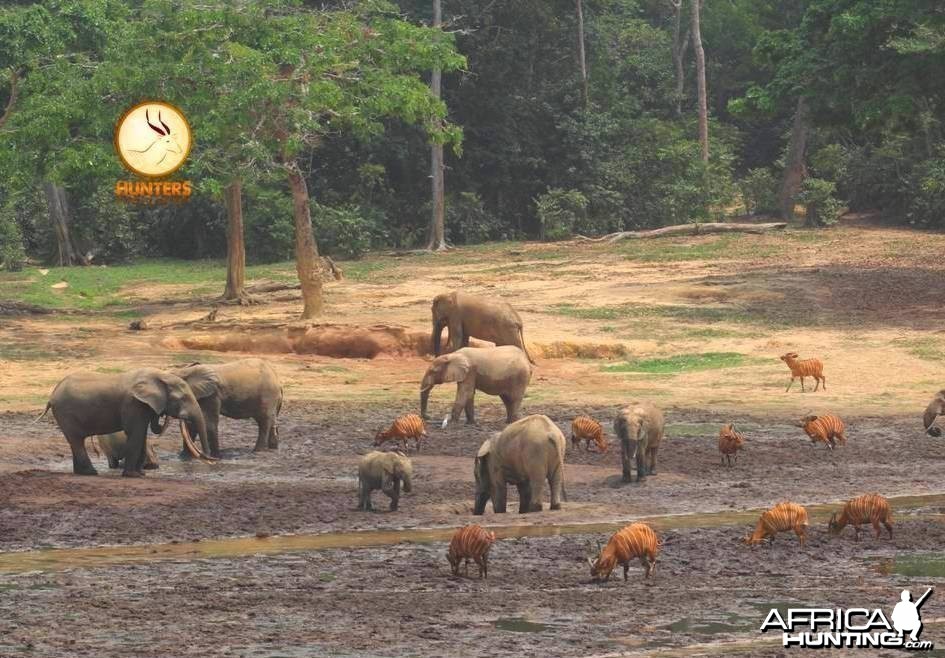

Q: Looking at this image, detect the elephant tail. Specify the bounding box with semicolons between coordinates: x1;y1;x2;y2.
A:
33;402;52;423
519;327;536;365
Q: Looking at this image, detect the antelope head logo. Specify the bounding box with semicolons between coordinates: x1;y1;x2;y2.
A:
127;109;183;166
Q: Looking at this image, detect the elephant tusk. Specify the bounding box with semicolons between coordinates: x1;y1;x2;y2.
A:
179;420;217;464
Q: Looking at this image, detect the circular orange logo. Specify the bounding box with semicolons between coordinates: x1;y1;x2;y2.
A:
114;101;192;178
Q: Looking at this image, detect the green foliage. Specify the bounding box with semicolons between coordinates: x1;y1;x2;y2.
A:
535;189;589;241
445;192;506;245
312;203;387;260
0;204;25;272
738;168;779;214
797;178;843;227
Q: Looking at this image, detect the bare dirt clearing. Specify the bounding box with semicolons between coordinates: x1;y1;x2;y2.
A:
2;223;945;656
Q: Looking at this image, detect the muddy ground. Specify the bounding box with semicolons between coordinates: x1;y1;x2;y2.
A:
2;402;945;656
4;224;945;656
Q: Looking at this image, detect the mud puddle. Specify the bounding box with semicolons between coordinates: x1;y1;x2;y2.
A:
3;492;945;574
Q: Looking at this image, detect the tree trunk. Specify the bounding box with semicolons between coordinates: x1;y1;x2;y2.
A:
285;163;323;319
576;0;589;108
691;0;708;162
779;96;810;221
670;1;690;118
42;182;86;266
221;179;251;303
426;0;447;252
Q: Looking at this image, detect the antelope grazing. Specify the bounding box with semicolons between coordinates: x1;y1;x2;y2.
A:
801;414;846;450
128;109;183;168
571;415;607;452
744;502;809;547
780;352;826;392
447;524;497;578
829;493;893;541
375;413;427;452
589;522;660;582
718;423;745;466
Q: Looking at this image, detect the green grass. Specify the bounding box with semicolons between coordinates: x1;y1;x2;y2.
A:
0;259;300;310
603;352;749;374
894;337;945;362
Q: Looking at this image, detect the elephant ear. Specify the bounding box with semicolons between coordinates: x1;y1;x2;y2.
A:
476;438;493;458
179;365;221;400
443;356;471;383
131;371;168;416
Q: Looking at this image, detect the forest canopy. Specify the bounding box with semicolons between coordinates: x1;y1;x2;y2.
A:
0;0;942;274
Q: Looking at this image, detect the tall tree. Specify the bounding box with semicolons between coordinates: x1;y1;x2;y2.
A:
669;0;690;118
690;0;708;161
42;182;86;266
779;96;808;219
427;0;447;251
575;0;589;108
222;180;248;302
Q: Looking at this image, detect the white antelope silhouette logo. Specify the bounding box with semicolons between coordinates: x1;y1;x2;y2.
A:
127;109;183;167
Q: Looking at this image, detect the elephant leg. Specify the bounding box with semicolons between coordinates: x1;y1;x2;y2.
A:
66;434;97;476
121;421;148;478
452;378;476;425
635;448;647;482
648;448;658;475
549;469;563;511
500;394;521;424
267;421;279;450
529;477;545;512
143;443;159;470
254;416;275;453
202;401;222;457
493;482;508;514
385;479;401;511
516;481;532;514
621;445;634;483
465;395;476;425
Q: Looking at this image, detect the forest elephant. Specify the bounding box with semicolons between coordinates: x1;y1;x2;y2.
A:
419;346;531;426
96;431;160;470
40;368;213;477
923;390;945;437
431;291;534;363
615;402;665;483
473;414;566;515
171;358;284;457
358;450;413;512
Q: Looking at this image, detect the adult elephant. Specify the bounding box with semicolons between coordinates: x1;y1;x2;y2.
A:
172;358;284;457
40;368;213;477
419;346;531;426
473;414;566;514
615;401;665;483
431;291;534;363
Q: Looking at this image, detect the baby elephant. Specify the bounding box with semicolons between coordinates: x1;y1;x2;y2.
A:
96;431;160;470
358;451;413;512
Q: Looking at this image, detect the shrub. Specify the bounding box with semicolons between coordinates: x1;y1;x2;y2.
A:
738;168;779;215
797;178;844;226
908;149;945;226
535;188;589;241
445;192;507;245
311;203;387;260
0;204;25;271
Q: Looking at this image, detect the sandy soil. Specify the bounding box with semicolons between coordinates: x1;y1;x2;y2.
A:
3;223;945;656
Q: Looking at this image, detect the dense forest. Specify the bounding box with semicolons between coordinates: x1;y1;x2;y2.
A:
0;0;942;279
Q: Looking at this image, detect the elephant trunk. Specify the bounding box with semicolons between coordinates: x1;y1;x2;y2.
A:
420;382;434;419
473;456;490;515
432;319;443;356
180;413;212;459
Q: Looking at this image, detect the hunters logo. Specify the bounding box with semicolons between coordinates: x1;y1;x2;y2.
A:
113;100;193;203
760;588;934;650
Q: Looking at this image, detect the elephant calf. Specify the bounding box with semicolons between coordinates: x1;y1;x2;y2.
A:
96;431;160;470
615;402;665;483
474;414;566;515
358;451;413;512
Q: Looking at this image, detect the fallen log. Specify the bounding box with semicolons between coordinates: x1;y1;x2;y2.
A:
0;300;54;315
573;222;787;244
